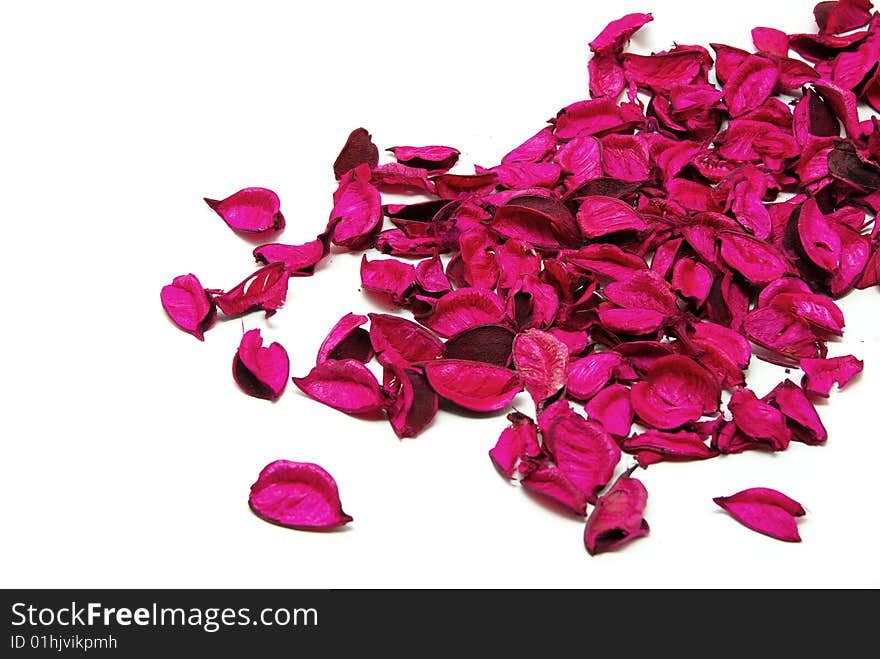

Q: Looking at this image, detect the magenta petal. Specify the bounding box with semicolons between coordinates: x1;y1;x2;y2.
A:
513;329;569;404
521;465;589;516
728;388;791;451
719;231;789;285
576;196;647;239
584;469;649;555
360;255;416;304
765;380;827;445
368;313;444;364
589;12;653;54
204;187;285;235
567;352;623;401
292;359;386;416
415;257;452;295
233;329;290;401
160;273;216;340
249;460;352;530
333;127;379;179
797;199;842;273
422;359;522;412
623;429;718;466
490;411;539;478
253;233;330;276
671;258;713;307
330;164;383;250
713;487;805;542
800;355;864;397
502;127;557;164
584;383;633;438
603;270;679;316
418;288;505;338
724;55;779;117
316;313;372;364
545;410;621;504
215;262;289;318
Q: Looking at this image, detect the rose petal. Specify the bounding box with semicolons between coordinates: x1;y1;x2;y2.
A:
233;329;290;401
333;127;379;179
513;329;569;404
800;355;864;396
292;359;386;416
584;468;650;555
316;313;372;364
713;487;805;542
249;460;352;530
422;359;522;412
160;273;216;340
204;187;285;235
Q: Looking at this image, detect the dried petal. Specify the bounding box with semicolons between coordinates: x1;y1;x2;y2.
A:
388;145;460;175
713;487;805;542
292;359;386;415
160;273;216;340
360;255;416;304
724;55;779;117
333;127;379;179
728;388;791;451
490;412;539;478
233;329;289;401
567;352;623;401
330;164;383;250
623;429;718;467
576;195;647;239
418;288;505;338
584;469;649;555
443;324;516;366
584;383;633;438
316;313;372;364
215;262;288;318
382;354;438;439
800;355;864;396
249;460;352;530
513;329;569;404
521;464;589;516
204;187;285;235
253;232;330;276
422;359;522;412
368;313;444;363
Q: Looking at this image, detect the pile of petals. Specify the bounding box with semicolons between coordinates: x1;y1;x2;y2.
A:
162;0;877;548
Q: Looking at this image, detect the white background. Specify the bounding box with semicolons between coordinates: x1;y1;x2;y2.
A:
2;0;878;588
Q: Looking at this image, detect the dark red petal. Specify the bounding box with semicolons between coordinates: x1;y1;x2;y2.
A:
249;460;352;530
443;324;516;367
333;127;379;180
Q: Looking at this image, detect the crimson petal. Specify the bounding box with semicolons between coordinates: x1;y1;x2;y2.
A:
233;329;289;401
713;487;805;542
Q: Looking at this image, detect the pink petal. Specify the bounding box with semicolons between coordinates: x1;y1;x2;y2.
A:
544;409;621;504
204;187;285;235
800;355;864;397
489;411;540;478
316;313;372;364
418;288;505;338
421;359;522;412
513;329;569;404
752;27;789;56
814;0;873;34
584;468;649;555
723;55;779;117
433;172;499;199
330;164;383;250
253;232;330;276
521;464;589;516
713;487;805;542
797;198;842;273
589;12;654;54
584;383;633;438
233;329;289;401
604;270;679;316
671;258;713;307
576;195;647;239
368;313;444;364
623;429;718;467
215;262;289;318
249;460;352;530
567;352;624;401
718;231;789;285
415;257;452;295
292;359;386;416
764;380;827;445
333;127;379;180
160;273;216;340
728;388;791;451
360;255;416;305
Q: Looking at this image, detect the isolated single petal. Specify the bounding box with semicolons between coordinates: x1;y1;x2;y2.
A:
204;187;285;235
249;460;352;530
490;411;540;478
713;487;805;542
253;232;330;276
215;262;289;318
